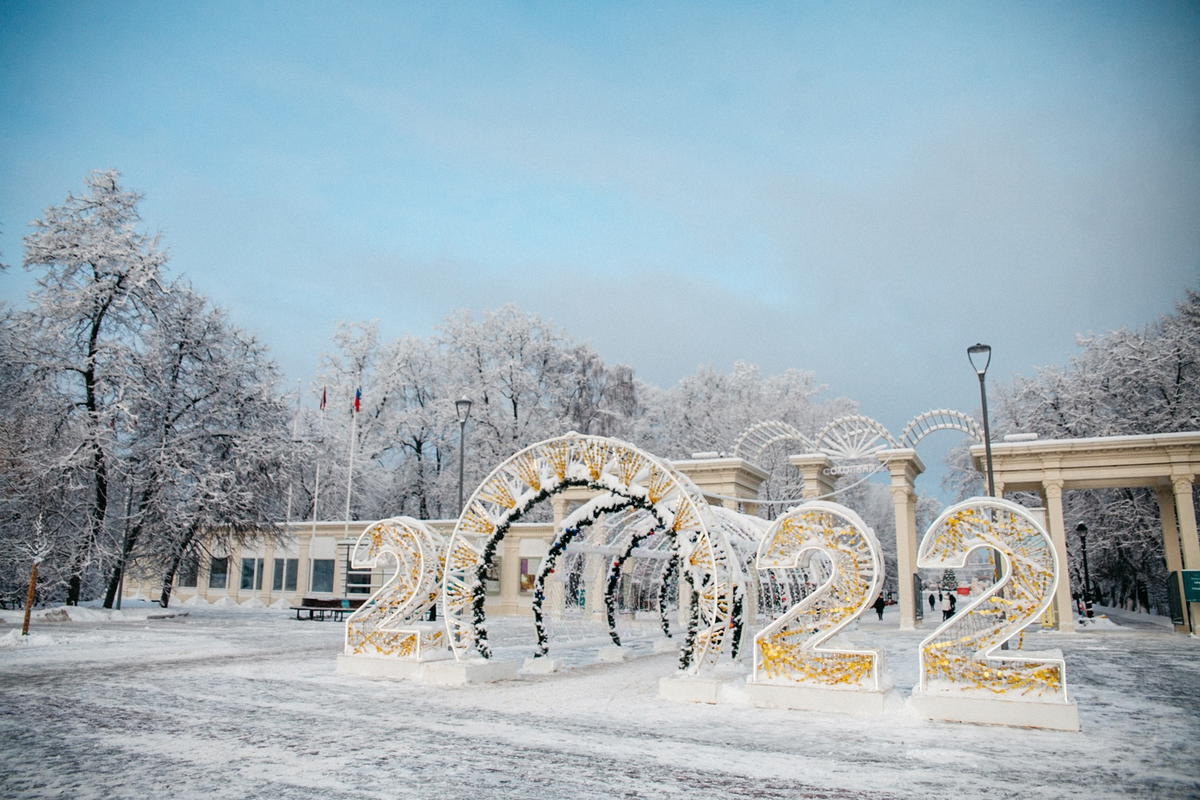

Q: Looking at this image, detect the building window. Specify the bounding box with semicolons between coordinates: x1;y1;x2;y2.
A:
241;558;264;591
177;556;198;588
311;559;334;593
273;558;298;592
208;557;228;589
486;559;501;595
519;558;539;594
346;568;373;595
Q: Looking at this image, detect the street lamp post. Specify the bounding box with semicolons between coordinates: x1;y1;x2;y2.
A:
1076;522;1094;618
967;343;996;498
968;344;1004;647
455;397;473;517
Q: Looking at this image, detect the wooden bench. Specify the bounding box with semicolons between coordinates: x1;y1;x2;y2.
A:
290;597;366;621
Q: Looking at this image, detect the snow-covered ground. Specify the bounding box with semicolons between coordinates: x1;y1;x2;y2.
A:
1;603;1197;799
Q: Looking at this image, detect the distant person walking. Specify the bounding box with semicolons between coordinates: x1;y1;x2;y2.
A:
929;592;936;611
948;592;957;618
873;595;886;620
940;592;952;621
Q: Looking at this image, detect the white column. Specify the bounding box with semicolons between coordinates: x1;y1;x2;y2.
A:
878;449;924;630
499;537;521;615
262;542;276;605
296;532;312;601
229;545;243;603
1173;477;1199;633
788;454;837;500
1042;480;1075;633
1156;486;1188;633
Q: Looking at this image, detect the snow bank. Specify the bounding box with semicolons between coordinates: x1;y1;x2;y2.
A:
0;629;56;648
59;606;119;623
0;605;175;625
1077;615;1120;629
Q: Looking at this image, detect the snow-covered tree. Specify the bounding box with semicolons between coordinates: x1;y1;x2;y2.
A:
300;306;642;523
14;171;166;603
631;361;858;513
970;290;1200;614
1;171;294;607
104;283;293;607
940;569;958;592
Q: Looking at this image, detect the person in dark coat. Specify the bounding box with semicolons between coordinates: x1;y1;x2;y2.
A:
929;592;936;611
873;594;886;620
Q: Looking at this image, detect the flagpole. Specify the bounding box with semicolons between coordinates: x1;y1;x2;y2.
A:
343;388;359;540
284;380;300;540
313;386;325;535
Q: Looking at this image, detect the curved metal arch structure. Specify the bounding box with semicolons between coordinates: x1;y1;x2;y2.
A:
732;408;982;469
732;421;815;466
441;433;743;673
899;408;983;449
815;414;898;461
708;505;771;654
534;502;671;654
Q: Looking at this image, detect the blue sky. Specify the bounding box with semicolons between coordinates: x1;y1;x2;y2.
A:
2;2;1198;475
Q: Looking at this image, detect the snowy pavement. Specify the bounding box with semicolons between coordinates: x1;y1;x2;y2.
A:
1;604;1197;799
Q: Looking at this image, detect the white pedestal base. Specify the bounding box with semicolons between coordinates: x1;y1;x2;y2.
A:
421;659;519;686
521;656;562;674
597;645;626;662
658;674;736;704
337;654;518;685
337;654;423;679
744;681;892;715
910;690;1080;732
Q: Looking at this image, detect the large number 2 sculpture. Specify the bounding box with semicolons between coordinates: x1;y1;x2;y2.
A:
752;501;885;690
344;517;447;660
916;498;1066;697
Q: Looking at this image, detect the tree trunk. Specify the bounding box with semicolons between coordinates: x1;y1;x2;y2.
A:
70;327;111;605
159;525;199;608
21;561;39;636
102;528;137;609
103;485;151;608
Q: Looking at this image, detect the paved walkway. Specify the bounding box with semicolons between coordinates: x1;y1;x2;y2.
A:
0;606;1197;798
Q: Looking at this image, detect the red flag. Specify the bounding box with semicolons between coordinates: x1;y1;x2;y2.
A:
319;387;326;411
354;387;361;413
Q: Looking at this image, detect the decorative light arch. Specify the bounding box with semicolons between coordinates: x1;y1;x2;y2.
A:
441;433;742;673
732;409;982;472
732;420;814;466
815;415;898;461
899;409;984;449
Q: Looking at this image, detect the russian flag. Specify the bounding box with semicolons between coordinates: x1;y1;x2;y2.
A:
354;387;361;413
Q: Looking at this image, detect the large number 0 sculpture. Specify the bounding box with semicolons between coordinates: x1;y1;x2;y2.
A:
744;501;890;713
911;498;1079;731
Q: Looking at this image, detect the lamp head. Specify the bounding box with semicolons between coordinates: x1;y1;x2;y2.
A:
967;343;992;376
1075;522;1087;538
455;396;473;424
